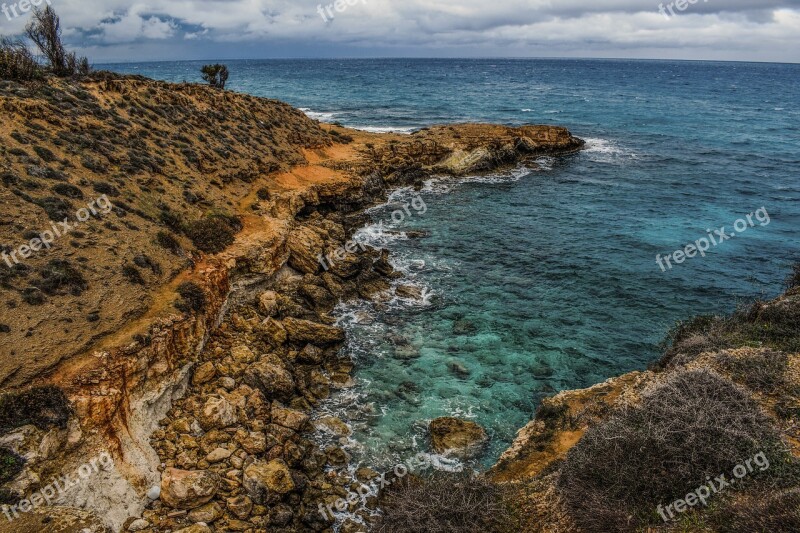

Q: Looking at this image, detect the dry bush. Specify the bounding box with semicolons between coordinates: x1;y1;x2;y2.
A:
711;487;800;533
716;350;791;394
375;471;520;533
25;6;88;77
185;213;241;254
557;369;785;532
175;281;207;313
0;38;42;81
0;386;71;433
787;262;800;289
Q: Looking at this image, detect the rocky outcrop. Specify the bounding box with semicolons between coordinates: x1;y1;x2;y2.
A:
429;417;489;459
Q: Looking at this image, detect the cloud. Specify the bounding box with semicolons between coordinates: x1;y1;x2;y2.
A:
3;0;797;62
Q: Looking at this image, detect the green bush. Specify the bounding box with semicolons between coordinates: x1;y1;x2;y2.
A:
557;369;787;531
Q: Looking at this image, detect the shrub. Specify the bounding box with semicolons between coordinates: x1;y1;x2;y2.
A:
122;264;145;285
711;487;800;533
34;195;72;221
33;145;57;162
35;259;87;295
185;214;240;253
25;7;89;77
51;183;83;198
0;37;42;81
156;231;182;255
716;350;791;394
175;281;206;313
787;262;800;289
92;181;119;197
375;471;520;533
0;386;71;433
0;448;25;484
557;369;786;531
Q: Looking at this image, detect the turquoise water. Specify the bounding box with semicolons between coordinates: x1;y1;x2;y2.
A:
104;59;800;467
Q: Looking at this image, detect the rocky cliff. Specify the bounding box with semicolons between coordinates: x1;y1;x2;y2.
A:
0;73;585;532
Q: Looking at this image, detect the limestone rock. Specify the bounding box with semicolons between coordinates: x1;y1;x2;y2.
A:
238;431;268;454
287;225;325;274
258;290;279;317
187;501;222;523
198;397;237;430
314;416;351;437
243;459;295;503
429;417;488;459
226;494;253;519
282;317;345;345
271;405;309;431
192;362;216;386
160;468;220;510
231;345;257;364
244;357;296;401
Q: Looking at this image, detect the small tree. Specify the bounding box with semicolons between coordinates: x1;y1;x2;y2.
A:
201;64;229;89
25;6;89;77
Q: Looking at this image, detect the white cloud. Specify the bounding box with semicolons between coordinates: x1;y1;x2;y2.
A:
4;0;798;61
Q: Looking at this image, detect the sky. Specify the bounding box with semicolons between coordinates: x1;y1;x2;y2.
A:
0;0;799;63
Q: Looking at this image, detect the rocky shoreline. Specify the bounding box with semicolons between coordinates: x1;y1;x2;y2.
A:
0;77;586;533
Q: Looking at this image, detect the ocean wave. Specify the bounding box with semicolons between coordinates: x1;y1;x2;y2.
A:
299;107;337;121
351;125;417;134
583;137;638;163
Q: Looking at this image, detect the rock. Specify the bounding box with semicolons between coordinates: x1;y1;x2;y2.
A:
396;284;423;300
238;431;268;454
327;252;363;279
259;317;288;346
258;290;279;317
245;357;296;401
174;526;212;533
447;361;471;378
271;405;310;431
355;467;380;483
219;377;236;390
287;225;325;274
314;416;351;437
428;417;488;459
198;397;237;430
373;249;396;277
269;503;294;526
300;283;336;312
325;446;349;467
192;362;216;385
206;447;232;463
282;317;345;345
160;468;220;510
187;502;222;523
453;319;477;335
297;344;324;364
243;460;295;503
226;494;253;519
231;345;257;364
146;485;161;500
128;518;150;531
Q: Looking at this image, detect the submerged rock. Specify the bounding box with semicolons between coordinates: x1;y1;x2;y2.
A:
429;417;489;459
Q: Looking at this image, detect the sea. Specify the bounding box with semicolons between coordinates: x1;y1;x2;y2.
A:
102;58;800;469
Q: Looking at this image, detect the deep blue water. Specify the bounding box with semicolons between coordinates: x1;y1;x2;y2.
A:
103;59;800;467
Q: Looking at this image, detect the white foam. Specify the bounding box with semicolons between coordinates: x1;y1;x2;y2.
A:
351;125;417;134
299;107;337;121
583;137;637;163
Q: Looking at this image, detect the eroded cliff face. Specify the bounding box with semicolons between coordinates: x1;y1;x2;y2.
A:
0;74;585;532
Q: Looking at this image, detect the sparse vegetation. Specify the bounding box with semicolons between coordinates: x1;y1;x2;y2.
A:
558;369;790;532
122;264;145;285
156;231;182;255
25;7;89;78
0;37;41;81
185;213;241;254
0;386;71;433
35;259;87;296
0;448;25;484
175;281;206;313
376;471;520;533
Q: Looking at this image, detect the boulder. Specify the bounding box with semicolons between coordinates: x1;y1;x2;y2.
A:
198;397;237;431
258;290;279;317
231;345;257;364
287;225;325;274
226;494;253;520
282;317;345;345
244;357;296;401
314;416;351;438
395;284;423;300
187;501;222;523
160;468;220;510
428;417;489;459
259;317;288;346
192;362;216;386
238;431;268;454
243;460;295;503
271;405;309;431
